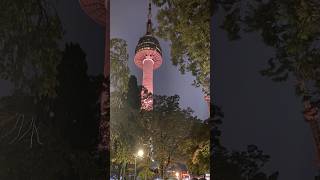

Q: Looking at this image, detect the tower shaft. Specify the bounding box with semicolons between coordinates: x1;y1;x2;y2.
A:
142;59;154;93
141;58;154;110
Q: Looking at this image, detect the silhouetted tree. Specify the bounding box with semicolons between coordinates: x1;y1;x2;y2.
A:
0;0;63;98
217;0;320;100
217;0;320;174
51;43;105;179
139;95;210;178
110;38;130;109
0;43;105;180
110;74;143;179
52;43;101;150
109;38;142;179
127;75;141;110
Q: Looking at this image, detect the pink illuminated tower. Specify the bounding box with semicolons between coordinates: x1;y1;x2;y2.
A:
134;3;163;111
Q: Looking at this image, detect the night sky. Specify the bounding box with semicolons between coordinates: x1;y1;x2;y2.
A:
213;9;316;180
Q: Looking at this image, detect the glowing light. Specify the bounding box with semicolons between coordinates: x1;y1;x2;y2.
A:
137;149;144;157
175;172;179;177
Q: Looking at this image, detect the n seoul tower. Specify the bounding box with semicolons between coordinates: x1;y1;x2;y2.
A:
134;2;163;111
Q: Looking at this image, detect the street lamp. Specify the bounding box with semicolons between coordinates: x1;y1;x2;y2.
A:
134;149;144;180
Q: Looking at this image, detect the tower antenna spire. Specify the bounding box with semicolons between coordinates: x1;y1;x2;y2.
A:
146;0;152;34
148;0;152;20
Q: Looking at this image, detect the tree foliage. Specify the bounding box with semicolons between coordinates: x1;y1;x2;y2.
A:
152;0;211;95
218;0;320;98
214;144;279;180
110;74;211;178
0;0;63;98
0;43;105;179
109;38;143;178
110;38;130;94
140;95;210;177
217;1;320;170
52;43;102;150
110;38;130;109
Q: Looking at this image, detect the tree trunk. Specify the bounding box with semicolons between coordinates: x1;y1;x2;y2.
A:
160;164;164;179
122;162;127;179
117;164;122;180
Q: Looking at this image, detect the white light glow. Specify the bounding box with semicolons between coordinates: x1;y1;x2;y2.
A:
137;149;144;157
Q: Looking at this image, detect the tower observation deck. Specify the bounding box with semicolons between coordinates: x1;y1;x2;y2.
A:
134;2;163;110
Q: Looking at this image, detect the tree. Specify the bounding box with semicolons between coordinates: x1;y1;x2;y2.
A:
217;0;320;98
217;0;320;169
127;75;141;110
109;38;143;179
213;145;279;180
179;114;210;176
191;141;210;175
0;43;105;180
48;43;105;179
52;43;101;150
110;98;142;179
152;0;211;95
218;0;319;80
110;38;130;109
0;0;64;159
0;0;63;98
140;95;208;178
111;88;211;179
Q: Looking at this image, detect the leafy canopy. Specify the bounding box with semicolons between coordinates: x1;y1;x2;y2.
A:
152;0;211;94
0;0;63;98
